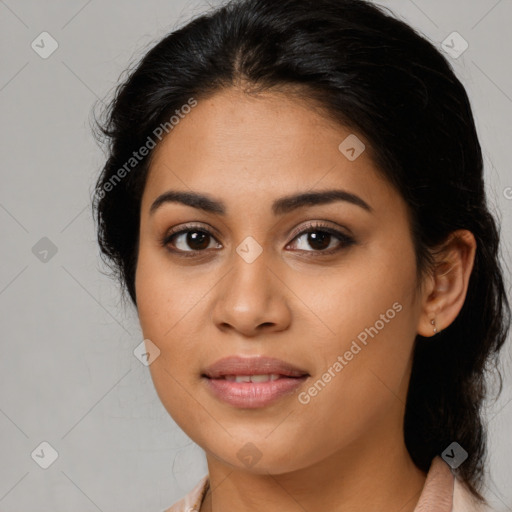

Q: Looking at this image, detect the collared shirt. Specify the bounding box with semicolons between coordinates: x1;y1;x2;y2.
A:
163;456;492;512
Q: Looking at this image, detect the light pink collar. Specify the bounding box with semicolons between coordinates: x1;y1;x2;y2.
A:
413;456;454;512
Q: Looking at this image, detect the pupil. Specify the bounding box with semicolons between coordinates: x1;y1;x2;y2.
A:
188;231;209;250
309;232;330;250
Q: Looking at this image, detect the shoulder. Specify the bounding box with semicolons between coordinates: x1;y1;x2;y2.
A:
452;478;495;512
162;475;209;512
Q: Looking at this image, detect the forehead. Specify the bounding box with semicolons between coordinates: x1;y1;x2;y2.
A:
143;88;394;213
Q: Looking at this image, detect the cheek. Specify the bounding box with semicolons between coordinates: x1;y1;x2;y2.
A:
135;244;163;334
135;256;203;434
290;236;418;412
289;300;416;467
135;244;193;338
290;242;417;352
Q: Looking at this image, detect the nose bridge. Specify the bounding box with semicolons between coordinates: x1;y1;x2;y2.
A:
226;238;274;309
211;236;291;334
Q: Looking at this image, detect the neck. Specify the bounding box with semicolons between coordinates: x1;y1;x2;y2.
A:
200;431;427;512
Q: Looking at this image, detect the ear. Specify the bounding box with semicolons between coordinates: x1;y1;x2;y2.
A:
417;229;477;337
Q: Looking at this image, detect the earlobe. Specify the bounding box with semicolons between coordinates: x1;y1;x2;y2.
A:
416;230;477;338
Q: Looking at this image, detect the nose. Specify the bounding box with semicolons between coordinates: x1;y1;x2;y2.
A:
210;249;292;337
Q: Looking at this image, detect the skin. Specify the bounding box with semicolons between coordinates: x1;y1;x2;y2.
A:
135;88;476;512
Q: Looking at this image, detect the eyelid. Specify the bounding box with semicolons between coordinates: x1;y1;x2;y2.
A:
287;220;353;241
162;222;220;241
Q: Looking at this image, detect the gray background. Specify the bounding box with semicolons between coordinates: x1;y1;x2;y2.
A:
1;0;511;510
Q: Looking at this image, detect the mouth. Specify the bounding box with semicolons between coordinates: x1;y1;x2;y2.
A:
201;356;310;408
216;374;293;382
202;355;309;379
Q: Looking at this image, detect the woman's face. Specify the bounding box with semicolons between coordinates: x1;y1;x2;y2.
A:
135;88;426;474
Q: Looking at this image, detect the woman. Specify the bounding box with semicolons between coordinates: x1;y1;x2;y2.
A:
92;0;511;510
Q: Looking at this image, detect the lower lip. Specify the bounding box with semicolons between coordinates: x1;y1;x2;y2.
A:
203;376;308;408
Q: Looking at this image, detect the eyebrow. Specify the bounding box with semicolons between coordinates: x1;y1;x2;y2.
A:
149;189;373;216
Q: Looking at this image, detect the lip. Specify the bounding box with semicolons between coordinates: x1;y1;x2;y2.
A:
202;356;310;409
202;355;309;379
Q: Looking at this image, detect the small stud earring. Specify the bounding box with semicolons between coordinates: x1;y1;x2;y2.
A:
431;318;438;334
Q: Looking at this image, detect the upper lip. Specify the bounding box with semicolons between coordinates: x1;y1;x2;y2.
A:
202;356;309;379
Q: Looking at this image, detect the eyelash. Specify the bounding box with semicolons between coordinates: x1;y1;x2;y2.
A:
160;221;356;258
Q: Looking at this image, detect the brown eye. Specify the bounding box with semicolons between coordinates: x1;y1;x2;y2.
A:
161;225;222;254
304;231;331;251
288;226;355;253
166;229;220;252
